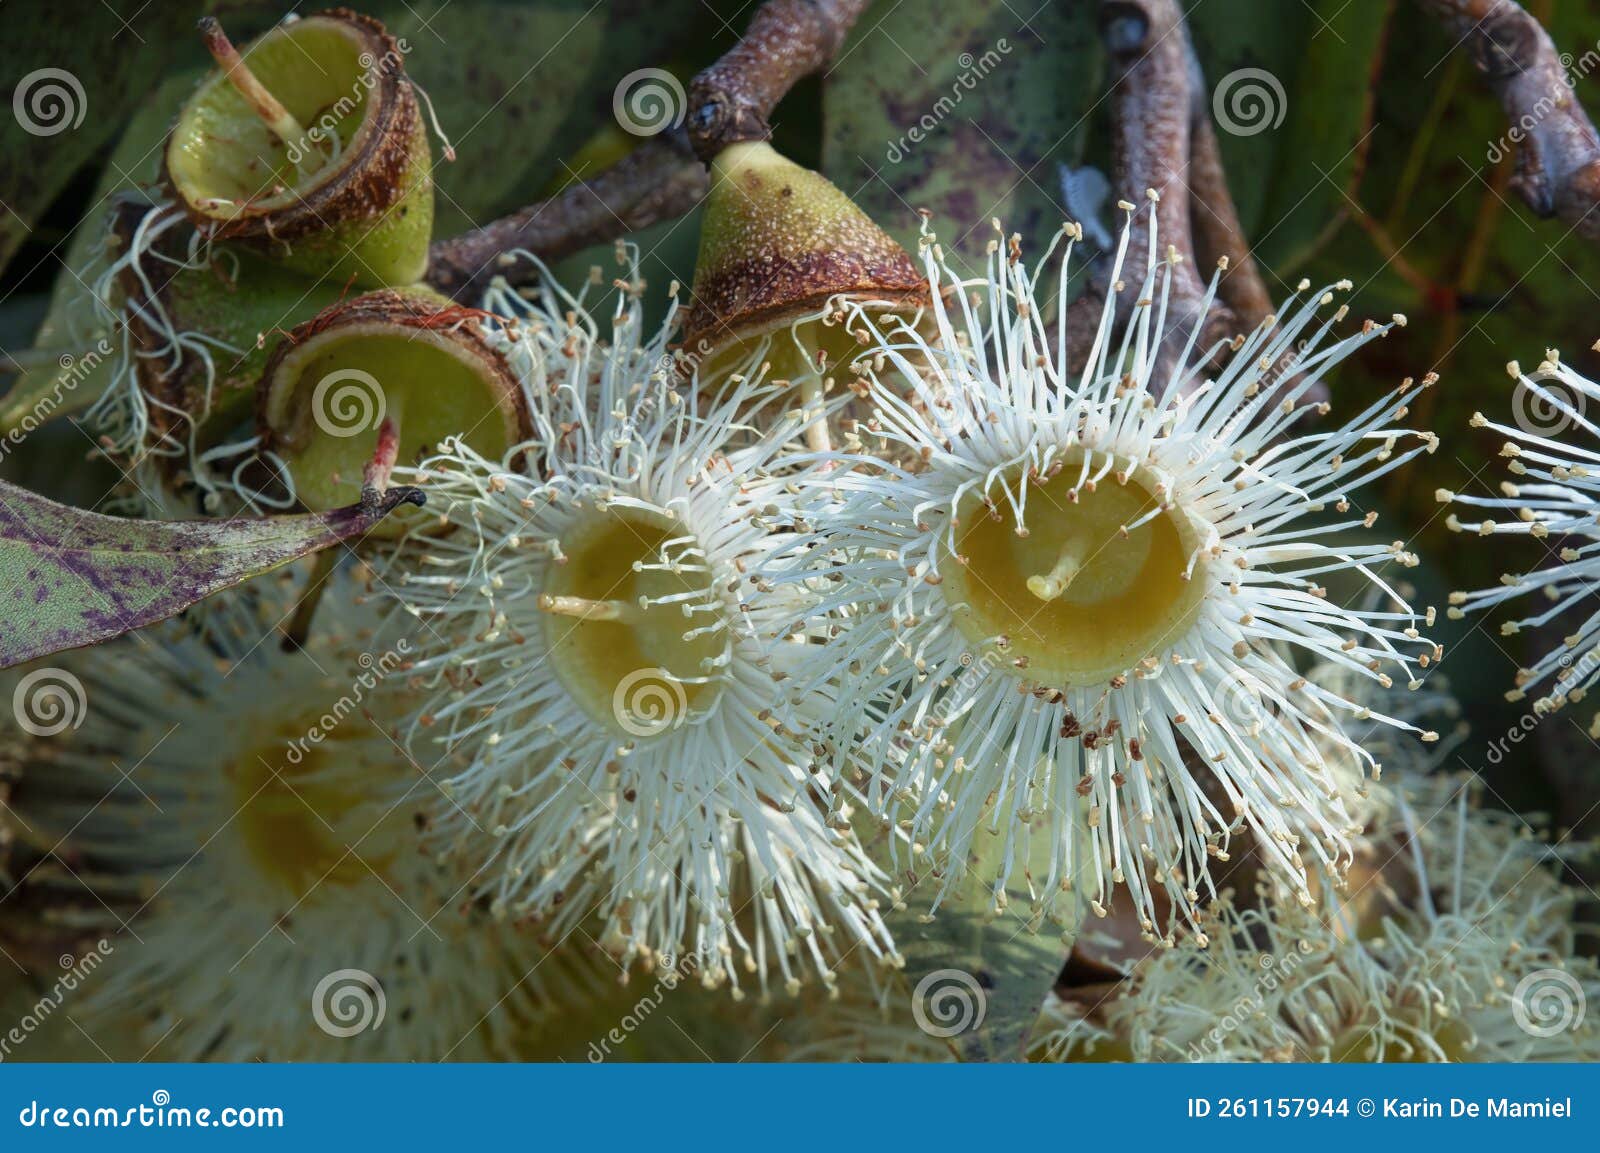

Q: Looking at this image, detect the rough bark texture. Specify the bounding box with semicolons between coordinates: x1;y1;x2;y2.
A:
686;0;872;162
1066;0;1235;385
1416;0;1600;238
426;130;708;299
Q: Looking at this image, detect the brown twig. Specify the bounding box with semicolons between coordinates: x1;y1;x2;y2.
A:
1103;1;1203;295
1187;112;1274;330
1416;0;1600;238
1067;0;1235;384
427;0;874;297
281;547;340;652
686;0;872;163
425;129;709;298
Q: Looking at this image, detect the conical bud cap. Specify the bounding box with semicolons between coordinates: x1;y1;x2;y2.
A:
682;142;924;373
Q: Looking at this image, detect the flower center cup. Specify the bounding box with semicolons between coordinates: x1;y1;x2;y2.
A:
540;508;727;737
168;19;374;213
942;461;1208;687
229;719;382;897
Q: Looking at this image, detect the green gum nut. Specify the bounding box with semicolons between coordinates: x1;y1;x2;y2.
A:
164;10;433;289
681;141;927;386
110;200;348;454
256;286;529;534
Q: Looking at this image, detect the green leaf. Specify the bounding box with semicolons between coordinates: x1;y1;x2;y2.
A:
1189;0;1387;272
29;71;204;356
0;347;112;439
879;813;1077;1061
0;3;194;276
387;0;709;235
0;479;423;668
821;2;1101;262
1185;0;1310;242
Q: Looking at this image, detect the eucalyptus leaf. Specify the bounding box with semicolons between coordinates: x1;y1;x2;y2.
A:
821;1;1100;264
0;479;423;668
0;2;191;276
387;0;710;235
30;71;205;356
879;813;1077;1062
1189;0;1386;274
0;349;112;441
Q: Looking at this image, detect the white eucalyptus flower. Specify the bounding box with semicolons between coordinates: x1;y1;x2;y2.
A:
1307;639;1466;828
1439;351;1600;732
1034;776;1600;1062
762;206;1442;939
382;275;899;995
0;572;574;1061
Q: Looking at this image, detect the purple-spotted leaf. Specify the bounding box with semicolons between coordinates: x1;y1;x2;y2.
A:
0;479;424;668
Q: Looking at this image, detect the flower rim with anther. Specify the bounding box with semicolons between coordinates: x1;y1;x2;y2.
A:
759;199;1442;938
381;256;901;994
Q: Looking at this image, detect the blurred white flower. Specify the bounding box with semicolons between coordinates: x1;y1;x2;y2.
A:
0;571;581;1060
1034;775;1599;1062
